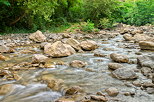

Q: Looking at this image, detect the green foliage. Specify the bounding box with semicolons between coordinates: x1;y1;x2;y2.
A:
80;20;99;33
0;0;153;34
117;0;154;26
99;18;113;29
83;0;119;28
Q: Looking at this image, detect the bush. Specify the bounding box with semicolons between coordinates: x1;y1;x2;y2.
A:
80;20;99;33
117;0;154;26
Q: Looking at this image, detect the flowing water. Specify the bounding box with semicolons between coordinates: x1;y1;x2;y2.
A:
0;34;154;102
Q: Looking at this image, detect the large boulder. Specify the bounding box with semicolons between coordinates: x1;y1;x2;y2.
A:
132;34;151;42
110;53;129;63
66;38;81;51
29;30;46;42
44;41;76;57
139;41;154;50
137;55;154;69
112;68;137;80
32;54;48;63
0;45;10;53
80;40;98;51
70;60;87;68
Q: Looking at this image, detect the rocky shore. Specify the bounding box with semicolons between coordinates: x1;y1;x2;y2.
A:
0;24;154;102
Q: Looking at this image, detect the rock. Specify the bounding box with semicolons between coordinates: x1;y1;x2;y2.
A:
70;60;87;68
90;95;108;102
0;84;14;95
110;53;129;63
0;45;10;53
108;63;123;70
137;55;154;69
146;88;154;94
66;38;81;51
41;74;64;91
32;54;48;63
139;41;154;50
112;68;137;80
105;87;119;97
55;99;75;102
94;53;106;57
131;30;143;35
123;34;132;41
133;34;151;42
80;40;98;51
0;54;7;61
44;41;76;57
132;80;142;87
64;86;83;95
40;42;48;49
62;33;71;38
29;30;46;42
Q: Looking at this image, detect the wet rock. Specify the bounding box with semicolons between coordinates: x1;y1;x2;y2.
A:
0;45;10;53
32;54;48;63
64;86;83;95
94;52;107;57
70;60;87;68
55;99;75;102
40;42;48;49
29;30;46;42
123;34;132;41
108;63;123;70
112;68;137;80
133;34;151;42
62;33;71;38
41;74;64;91
110;53;129;63
0;84;14;95
141;67;152;76
139;41;154;50
44;41;76;57
0;54;7;61
80;40;98;51
132;80;142;87
142;82;154;88
90;95;108;101
66;38;81;51
105;87;119;97
137;55;154;69
146;88;154;94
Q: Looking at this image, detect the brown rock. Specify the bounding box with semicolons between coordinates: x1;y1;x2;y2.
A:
108;63;123;70
44;41;76;57
29;30;46;42
32;54;48;63
133;34;151;42
64;86;83;95
0;45;10;53
139;41;154;50
90;95;108;101
0;54;7;61
80;40;98;51
112;68;137;80
110;53;129;63
123;34;132;41
0;84;14;95
105;87;119;96
70;60;87;68
66;38;81;51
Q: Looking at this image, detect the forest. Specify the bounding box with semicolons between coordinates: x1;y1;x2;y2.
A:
0;0;153;34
